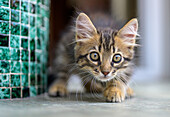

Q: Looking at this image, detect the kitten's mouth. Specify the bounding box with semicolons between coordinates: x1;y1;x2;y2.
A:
96;76;114;82
94;73;117;82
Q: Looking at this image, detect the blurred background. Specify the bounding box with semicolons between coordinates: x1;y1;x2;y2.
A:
49;0;170;85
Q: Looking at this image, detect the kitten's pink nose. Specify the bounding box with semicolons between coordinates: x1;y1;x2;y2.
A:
102;71;110;76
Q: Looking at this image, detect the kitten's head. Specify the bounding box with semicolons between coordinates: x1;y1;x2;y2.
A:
74;13;138;82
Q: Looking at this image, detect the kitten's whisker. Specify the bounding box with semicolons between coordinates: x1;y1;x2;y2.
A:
67;64;79;73
90;78;97;100
75;71;90;76
80;74;92;101
92;79;99;98
90;78;101;101
91;78;99;100
93;79;102;100
116;75;128;86
76;77;88;102
79;78;88;102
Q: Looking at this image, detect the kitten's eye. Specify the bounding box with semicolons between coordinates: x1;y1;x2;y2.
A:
90;52;100;61
113;54;122;63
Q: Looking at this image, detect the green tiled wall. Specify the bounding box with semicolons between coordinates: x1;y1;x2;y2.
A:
0;0;49;99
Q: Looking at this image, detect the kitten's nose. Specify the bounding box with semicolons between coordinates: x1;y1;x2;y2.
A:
102;71;110;76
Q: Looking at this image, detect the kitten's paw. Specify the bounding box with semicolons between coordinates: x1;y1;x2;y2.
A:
126;87;134;98
104;87;125;103
48;83;68;97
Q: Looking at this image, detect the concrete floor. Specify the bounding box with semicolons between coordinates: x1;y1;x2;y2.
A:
0;83;170;117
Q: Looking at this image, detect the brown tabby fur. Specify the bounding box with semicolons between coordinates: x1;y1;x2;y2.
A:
49;12;138;103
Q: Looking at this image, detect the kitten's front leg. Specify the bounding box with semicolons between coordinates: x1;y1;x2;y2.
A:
103;80;125;103
48;79;68;97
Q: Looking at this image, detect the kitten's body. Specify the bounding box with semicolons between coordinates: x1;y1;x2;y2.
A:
49;13;138;102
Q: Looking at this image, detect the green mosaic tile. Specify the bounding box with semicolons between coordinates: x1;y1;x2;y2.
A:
43;53;48;62
37;0;40;3
30;27;36;38
30;0;36;2
42;55;47;63
0;61;10;73
0;0;9;7
0;75;9;87
0;48;10;60
37;28;40;38
36;16;41;27
30;86;37;97
12;88;21;98
36;39;41;49
41;0;45;5
45;0;49;6
37;87;42;95
22;62;29;73
0;21;9;34
10;35;20;48
10;0;20;10
21;1;28;12
11;22;20;35
36;4;40;14
0;88;10;99
30;16;35;26
22;75;28;87
21;38;28;49
22;87;30;98
11;10;20;22
31;51;35;61
10;48;20;61
37;74;41;85
45;19;49;31
0;8;9;21
42;54;48;64
11;61;20;73
36;63;41;74
42;63;46;74
43;75;47;87
30;3;36;14
30;62;35;73
30;74;35;86
21;12;28;24
41;9;49;17
0;35;9;47
21;25;29;36
42;75;45;86
36;52;41;63
40;30;45;40
30;39;35;50
21;50;29;61
10;75;20;87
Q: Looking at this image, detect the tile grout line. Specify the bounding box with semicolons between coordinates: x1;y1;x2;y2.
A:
9;0;12;99
34;0;38;95
20;0;22;98
28;0;31;97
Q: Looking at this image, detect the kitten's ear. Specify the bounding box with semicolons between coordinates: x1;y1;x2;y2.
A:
117;18;138;45
76;13;97;40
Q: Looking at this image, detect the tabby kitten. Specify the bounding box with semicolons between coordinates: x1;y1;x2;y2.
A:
49;13;138;103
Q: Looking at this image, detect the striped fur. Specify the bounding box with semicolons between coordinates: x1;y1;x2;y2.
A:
49;13;138;102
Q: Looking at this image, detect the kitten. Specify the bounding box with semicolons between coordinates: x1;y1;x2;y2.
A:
49;13;138;103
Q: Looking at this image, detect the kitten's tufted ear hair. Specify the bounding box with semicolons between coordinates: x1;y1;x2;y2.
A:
117;18;138;45
76;13;97;41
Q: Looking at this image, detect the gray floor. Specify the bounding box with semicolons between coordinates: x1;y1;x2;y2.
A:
0;83;170;117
